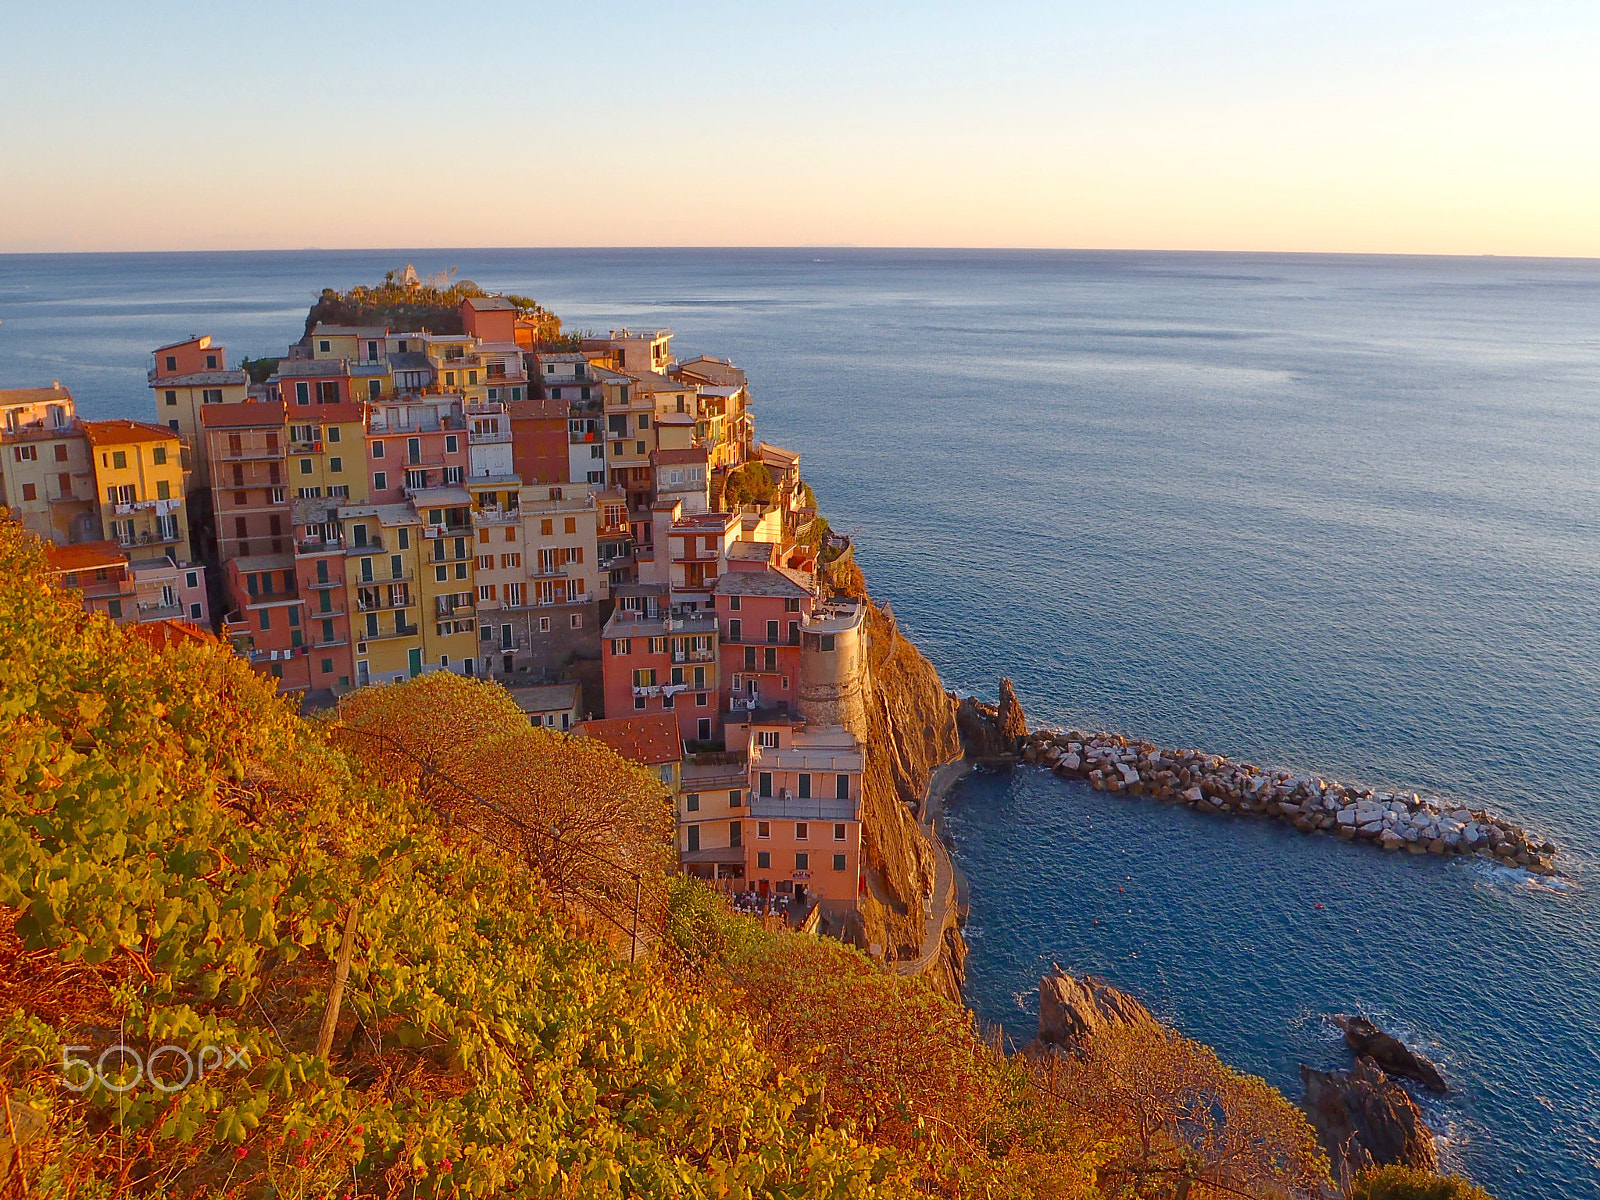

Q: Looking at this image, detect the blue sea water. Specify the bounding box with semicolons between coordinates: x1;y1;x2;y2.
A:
2;248;1598;1198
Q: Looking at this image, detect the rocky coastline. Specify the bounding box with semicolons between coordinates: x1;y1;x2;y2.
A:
1019;726;1559;875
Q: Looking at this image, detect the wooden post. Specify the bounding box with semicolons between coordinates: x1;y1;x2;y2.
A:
315;900;361;1060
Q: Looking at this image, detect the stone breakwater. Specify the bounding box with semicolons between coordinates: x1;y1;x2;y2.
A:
1021;728;1559;875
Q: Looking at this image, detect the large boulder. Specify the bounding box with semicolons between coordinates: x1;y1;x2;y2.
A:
1301;1059;1437;1187
953;678;1029;761
1336;1016;1448;1094
1037;965;1156;1050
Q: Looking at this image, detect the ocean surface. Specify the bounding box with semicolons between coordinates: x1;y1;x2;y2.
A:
2;248;1598;1197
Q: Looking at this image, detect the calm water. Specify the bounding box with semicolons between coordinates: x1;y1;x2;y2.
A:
3;249;1598;1197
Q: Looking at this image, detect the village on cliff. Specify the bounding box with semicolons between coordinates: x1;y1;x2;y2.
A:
0;279;952;953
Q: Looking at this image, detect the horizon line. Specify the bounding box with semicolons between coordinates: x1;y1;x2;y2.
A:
2;245;1599;265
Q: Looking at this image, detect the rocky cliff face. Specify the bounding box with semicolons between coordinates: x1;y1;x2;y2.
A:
955;677;1028;761
1036;965;1157;1051
1301;1059;1438;1186
834;560;965;999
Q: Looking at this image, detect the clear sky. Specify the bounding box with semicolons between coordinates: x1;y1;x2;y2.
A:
2;0;1596;255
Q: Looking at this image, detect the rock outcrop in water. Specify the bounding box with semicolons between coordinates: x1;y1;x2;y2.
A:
1336;1016;1448;1094
1036;964;1156;1051
1021;727;1558;873
1301;1059;1438;1185
954;678;1028;762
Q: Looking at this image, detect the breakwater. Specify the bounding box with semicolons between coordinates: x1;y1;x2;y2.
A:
1020;728;1559;874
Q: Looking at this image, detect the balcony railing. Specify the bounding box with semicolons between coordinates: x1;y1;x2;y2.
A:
472;506;520;526
362;624;420;642
352;568;414;585
468;429;511;444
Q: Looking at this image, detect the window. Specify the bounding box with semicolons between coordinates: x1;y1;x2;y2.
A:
157;480;170;500
152;446;168;465
189;603;202;619
435;566;447;583
757;851;771;869
729;618;741;642
164;356;177;371
327;426;340;443
373;471;386;490
20;483;35;501
685;793;699;812
757;822;770;839
371;440;384;457
295;381;310;405
636;441;645;455
795;823;808;841
833;822;847;841
164;390;177;406
319;340;330;353
729;821;742;848
445;435;458;453
756;730;779;749
611;638;631;655
108;599;122;618
833;854;846;872
767;620;779;643
185;571;198;588
541;519;553;536
477;554;494;570
538;614;549;631
12;446;35;463
794;853;809;871
259;609;271;631
564;517;576;534
300;458;313;475
53;443;68;462
112;450;127;469
633;696;646;710
570;613;582;629
837;774;851;800
329;457;342;473
478;585;496;602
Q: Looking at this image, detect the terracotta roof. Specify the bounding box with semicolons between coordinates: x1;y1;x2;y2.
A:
129;619;215;650
507;396;565;421
146;369;247;387
291;401;366;424
201;401;286;429
650;447;709;467
44;540;127;574
82;419;179;447
574;714;682;766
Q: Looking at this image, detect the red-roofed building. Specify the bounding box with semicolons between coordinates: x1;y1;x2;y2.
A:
202;402;289;562
713;565;817;718
147;336;249;489
573;713;683;793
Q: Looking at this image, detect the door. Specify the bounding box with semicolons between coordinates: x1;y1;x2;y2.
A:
407;648;422;678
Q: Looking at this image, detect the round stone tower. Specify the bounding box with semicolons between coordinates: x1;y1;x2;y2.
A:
797;597;871;744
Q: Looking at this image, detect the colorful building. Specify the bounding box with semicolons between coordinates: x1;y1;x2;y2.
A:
746;723;864;917
714;566;815;718
601;585;721;745
0;385;95;544
147;337;249;488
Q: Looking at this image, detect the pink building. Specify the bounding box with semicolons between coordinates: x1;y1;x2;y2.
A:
602;584;721;745
746;722;865;920
713;565;815;718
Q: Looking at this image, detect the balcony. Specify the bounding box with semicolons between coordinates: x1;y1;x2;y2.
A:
435;598;475;619
307;601;347;618
116;529;182;549
671;648;717;664
472;506;520;526
367;413;465;435
362;623;420;642
356;589;412;612
351;566;414;585
311;635;349;649
296;537;344;554
468;428;511;445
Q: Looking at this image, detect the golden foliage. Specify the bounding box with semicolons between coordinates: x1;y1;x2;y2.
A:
1044;1022;1332;1199
327;672;676;953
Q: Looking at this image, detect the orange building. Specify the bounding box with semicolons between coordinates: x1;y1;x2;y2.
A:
147;336;249;488
746;723;865;919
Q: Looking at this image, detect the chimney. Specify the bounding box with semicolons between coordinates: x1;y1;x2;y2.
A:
52;379;60;389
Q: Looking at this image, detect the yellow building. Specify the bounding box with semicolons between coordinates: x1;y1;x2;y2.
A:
84;420;189;558
287;403;370;504
0;385;97;544
340;501;424;685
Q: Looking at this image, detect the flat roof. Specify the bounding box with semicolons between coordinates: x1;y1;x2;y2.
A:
574;714;682;766
0;385;73;407
310;324;390;338
464;296;517;311
408;486;474;508
338;501;420;525
713;566;814;598
232;553;296;572
507;683;582;714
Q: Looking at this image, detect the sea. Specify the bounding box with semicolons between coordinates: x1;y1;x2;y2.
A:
2;248;1597;1198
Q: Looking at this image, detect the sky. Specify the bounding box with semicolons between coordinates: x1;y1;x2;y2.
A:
1;1;1597;256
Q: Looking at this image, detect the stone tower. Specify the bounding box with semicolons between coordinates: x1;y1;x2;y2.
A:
797;596;871;744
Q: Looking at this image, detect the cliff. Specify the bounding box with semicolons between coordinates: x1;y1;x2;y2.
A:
831;558;966;999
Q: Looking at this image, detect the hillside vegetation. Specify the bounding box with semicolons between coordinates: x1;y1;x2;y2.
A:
0;517;1343;1198
303;270;564;344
